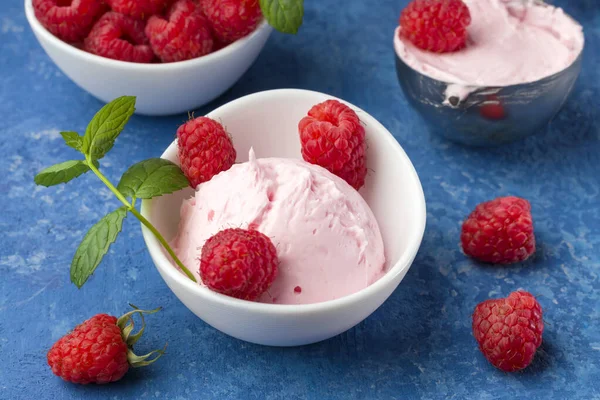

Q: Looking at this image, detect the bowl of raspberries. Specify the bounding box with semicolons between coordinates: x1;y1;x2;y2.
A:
25;0;273;116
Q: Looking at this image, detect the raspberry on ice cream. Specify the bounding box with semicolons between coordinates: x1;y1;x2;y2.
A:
172;149;386;305
399;0;471;53
33;0;107;43
394;0;584;86
84;12;155;63
200;228;278;301
461;196;535;264
176;116;236;188
298;100;367;191
472;290;544;372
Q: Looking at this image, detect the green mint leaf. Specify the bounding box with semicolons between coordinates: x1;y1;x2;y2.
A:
70;207;128;288
60;131;84;152
82;96;136;160
34;160;93;187
259;0;304;34
117;158;190;199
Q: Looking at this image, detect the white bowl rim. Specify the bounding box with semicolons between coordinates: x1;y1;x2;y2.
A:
24;0;272;71
142;88;427;314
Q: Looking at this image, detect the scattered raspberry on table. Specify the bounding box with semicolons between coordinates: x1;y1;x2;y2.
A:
47;306;164;384
298;99;367;191
33;0;108;43
461;196;535;264
399;0;472;53
201;0;263;43
472;290;544;372
146;0;214;63
84;12;155;63
177;116;237;188
200;228;279;301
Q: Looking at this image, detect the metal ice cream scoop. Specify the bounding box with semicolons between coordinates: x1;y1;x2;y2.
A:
394;1;583;146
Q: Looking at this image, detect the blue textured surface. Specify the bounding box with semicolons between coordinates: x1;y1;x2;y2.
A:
1;0;599;398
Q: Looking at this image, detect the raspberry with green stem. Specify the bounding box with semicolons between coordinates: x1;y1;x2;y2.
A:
47;304;167;384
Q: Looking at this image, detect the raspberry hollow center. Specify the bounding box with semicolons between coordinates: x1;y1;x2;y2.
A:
120;32;137;46
56;0;73;6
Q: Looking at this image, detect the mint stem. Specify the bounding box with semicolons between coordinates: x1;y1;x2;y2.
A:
86;157;197;283
86;157;131;206
130;208;196;282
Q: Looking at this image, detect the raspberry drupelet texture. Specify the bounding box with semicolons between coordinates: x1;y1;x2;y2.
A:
176;117;237;188
461;196;535;264
200;228;279;301
106;0;171;20
84;12;155;63
399;0;471;53
145;0;213;63
47;307;164;384
472;290;544;372
298;100;367;191
33;0;107;43
200;0;263;43
47;314;129;384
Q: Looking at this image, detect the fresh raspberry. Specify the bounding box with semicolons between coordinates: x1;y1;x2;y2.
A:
145;0;213;63
106;0;171;20
472;290;544;372
47;306;164;384
33;0;107;43
84;12;155;63
461;196;535;264
177;117;237;188
200;0;262;43
480;95;507;120
399;0;471;53
200;228;279;301
298;100;367;191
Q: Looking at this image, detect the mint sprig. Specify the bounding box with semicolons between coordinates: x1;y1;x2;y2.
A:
34;96;196;288
259;0;304;34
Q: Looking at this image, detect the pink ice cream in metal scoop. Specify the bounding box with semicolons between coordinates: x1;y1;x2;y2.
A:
394;0;584;87
172;149;386;305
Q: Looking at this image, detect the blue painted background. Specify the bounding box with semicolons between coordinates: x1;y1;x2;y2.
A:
1;0;599;398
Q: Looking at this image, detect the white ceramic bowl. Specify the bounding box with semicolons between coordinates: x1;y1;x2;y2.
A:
141;89;426;346
24;0;273;116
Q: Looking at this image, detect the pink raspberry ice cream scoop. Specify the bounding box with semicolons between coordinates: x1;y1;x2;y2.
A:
172;149;386;305
394;0;584;86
